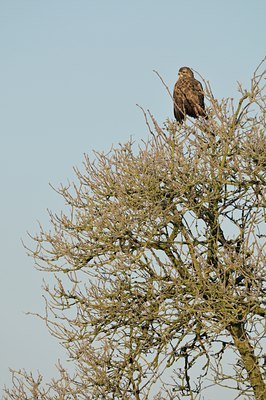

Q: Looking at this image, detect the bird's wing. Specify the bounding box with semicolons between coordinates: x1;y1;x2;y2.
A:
193;79;205;108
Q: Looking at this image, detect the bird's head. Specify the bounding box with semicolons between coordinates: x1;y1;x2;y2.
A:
178;67;194;78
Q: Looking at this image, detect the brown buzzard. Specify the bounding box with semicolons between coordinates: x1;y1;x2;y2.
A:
173;67;207;124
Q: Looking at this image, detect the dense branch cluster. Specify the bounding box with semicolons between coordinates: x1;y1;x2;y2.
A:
4;62;266;400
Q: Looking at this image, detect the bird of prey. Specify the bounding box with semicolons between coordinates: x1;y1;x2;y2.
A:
173;67;207;124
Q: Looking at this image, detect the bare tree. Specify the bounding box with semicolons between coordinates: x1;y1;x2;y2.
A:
4;61;266;400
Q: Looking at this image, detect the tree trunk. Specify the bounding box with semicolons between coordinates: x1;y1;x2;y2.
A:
228;322;265;400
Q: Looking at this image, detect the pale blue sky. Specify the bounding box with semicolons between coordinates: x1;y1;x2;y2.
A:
0;1;265;397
